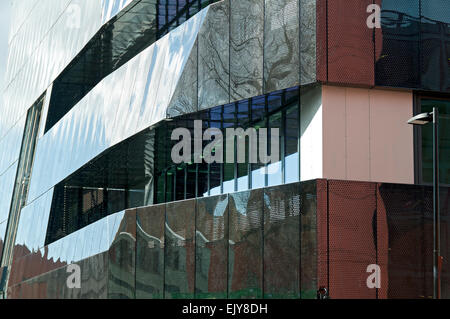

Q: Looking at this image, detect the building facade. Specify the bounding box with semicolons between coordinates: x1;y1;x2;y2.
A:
0;0;449;299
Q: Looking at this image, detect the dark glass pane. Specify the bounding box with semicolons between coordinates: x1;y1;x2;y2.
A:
136;204;165;299
165;199;196;299
421;99;450;185
263;184;300;299
209;162;222;196
228;189;263;298
195;195;228;298
155;173;165;204
197;163;209;198
175;166;186;201
421;1;450;92
166;169;175;203
186;163;197;199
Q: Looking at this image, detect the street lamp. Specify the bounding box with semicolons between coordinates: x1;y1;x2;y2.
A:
408;107;442;299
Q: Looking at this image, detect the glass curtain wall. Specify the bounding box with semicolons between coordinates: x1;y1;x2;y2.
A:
419;98;450;185
46;86;300;245
155;86;300;204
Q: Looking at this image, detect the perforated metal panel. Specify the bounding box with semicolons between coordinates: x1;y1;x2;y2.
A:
327;181;377;299
378;184;433;299
327;0;375;86
263;183;301;299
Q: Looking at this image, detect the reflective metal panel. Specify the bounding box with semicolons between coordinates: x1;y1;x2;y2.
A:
27;10;207;205
13;189;54;260
263;183;300;298
228;189;263;299
108;209;136;299
165;199;196;299
300;0;317;85
102;0;134;23
0;162;18;223
167;40;199;118
196;195;228;298
0;221;6;258
198;0;230;110
0;115;25;175
80;252;109;299
300;180;317;299
1;0;103;138
230;0;264;101
136;204;165;299
264;0;300;93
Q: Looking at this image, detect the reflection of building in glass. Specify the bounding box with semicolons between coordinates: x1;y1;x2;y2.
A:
0;0;449;299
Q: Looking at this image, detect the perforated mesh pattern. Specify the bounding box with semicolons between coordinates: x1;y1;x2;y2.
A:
327;181;377;299
327;0;374;86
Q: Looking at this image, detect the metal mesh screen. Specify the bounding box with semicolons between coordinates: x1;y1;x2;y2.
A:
375;0;421;88
327;0;375;86
136;204;165;299
378;184;433;299
228;189;263;299
164;199;196;299
195;195;228;298
327;180;377;299
263;183;301;299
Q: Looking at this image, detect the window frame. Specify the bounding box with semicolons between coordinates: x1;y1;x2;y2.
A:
414;93;450;186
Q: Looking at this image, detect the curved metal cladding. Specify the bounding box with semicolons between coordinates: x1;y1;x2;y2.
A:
316;0;450;92
0;0;119;259
0;1;105;140
2;0;312;298
25;0;310;210
7;209;136;299
26;8;208;207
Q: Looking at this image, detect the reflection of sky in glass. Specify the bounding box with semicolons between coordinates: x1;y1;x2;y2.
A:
382;0;450;22
101;0;133;24
0;0;11;91
27;8;209;205
43;210;125;264
208;152;298;195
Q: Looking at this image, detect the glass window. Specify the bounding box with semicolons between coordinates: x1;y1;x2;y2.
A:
267;110;282;187
285;101;300;183
420;98;450;185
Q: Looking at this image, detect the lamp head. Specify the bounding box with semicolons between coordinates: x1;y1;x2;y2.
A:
408;112;433;126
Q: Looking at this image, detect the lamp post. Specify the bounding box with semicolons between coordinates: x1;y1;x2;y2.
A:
408;107;442;299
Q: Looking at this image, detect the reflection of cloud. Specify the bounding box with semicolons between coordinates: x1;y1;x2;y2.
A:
0;0;11;91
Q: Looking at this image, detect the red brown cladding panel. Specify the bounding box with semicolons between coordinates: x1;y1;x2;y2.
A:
316;179;328;292
376;184;389;299
328;180;377;299
319;0;375;86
